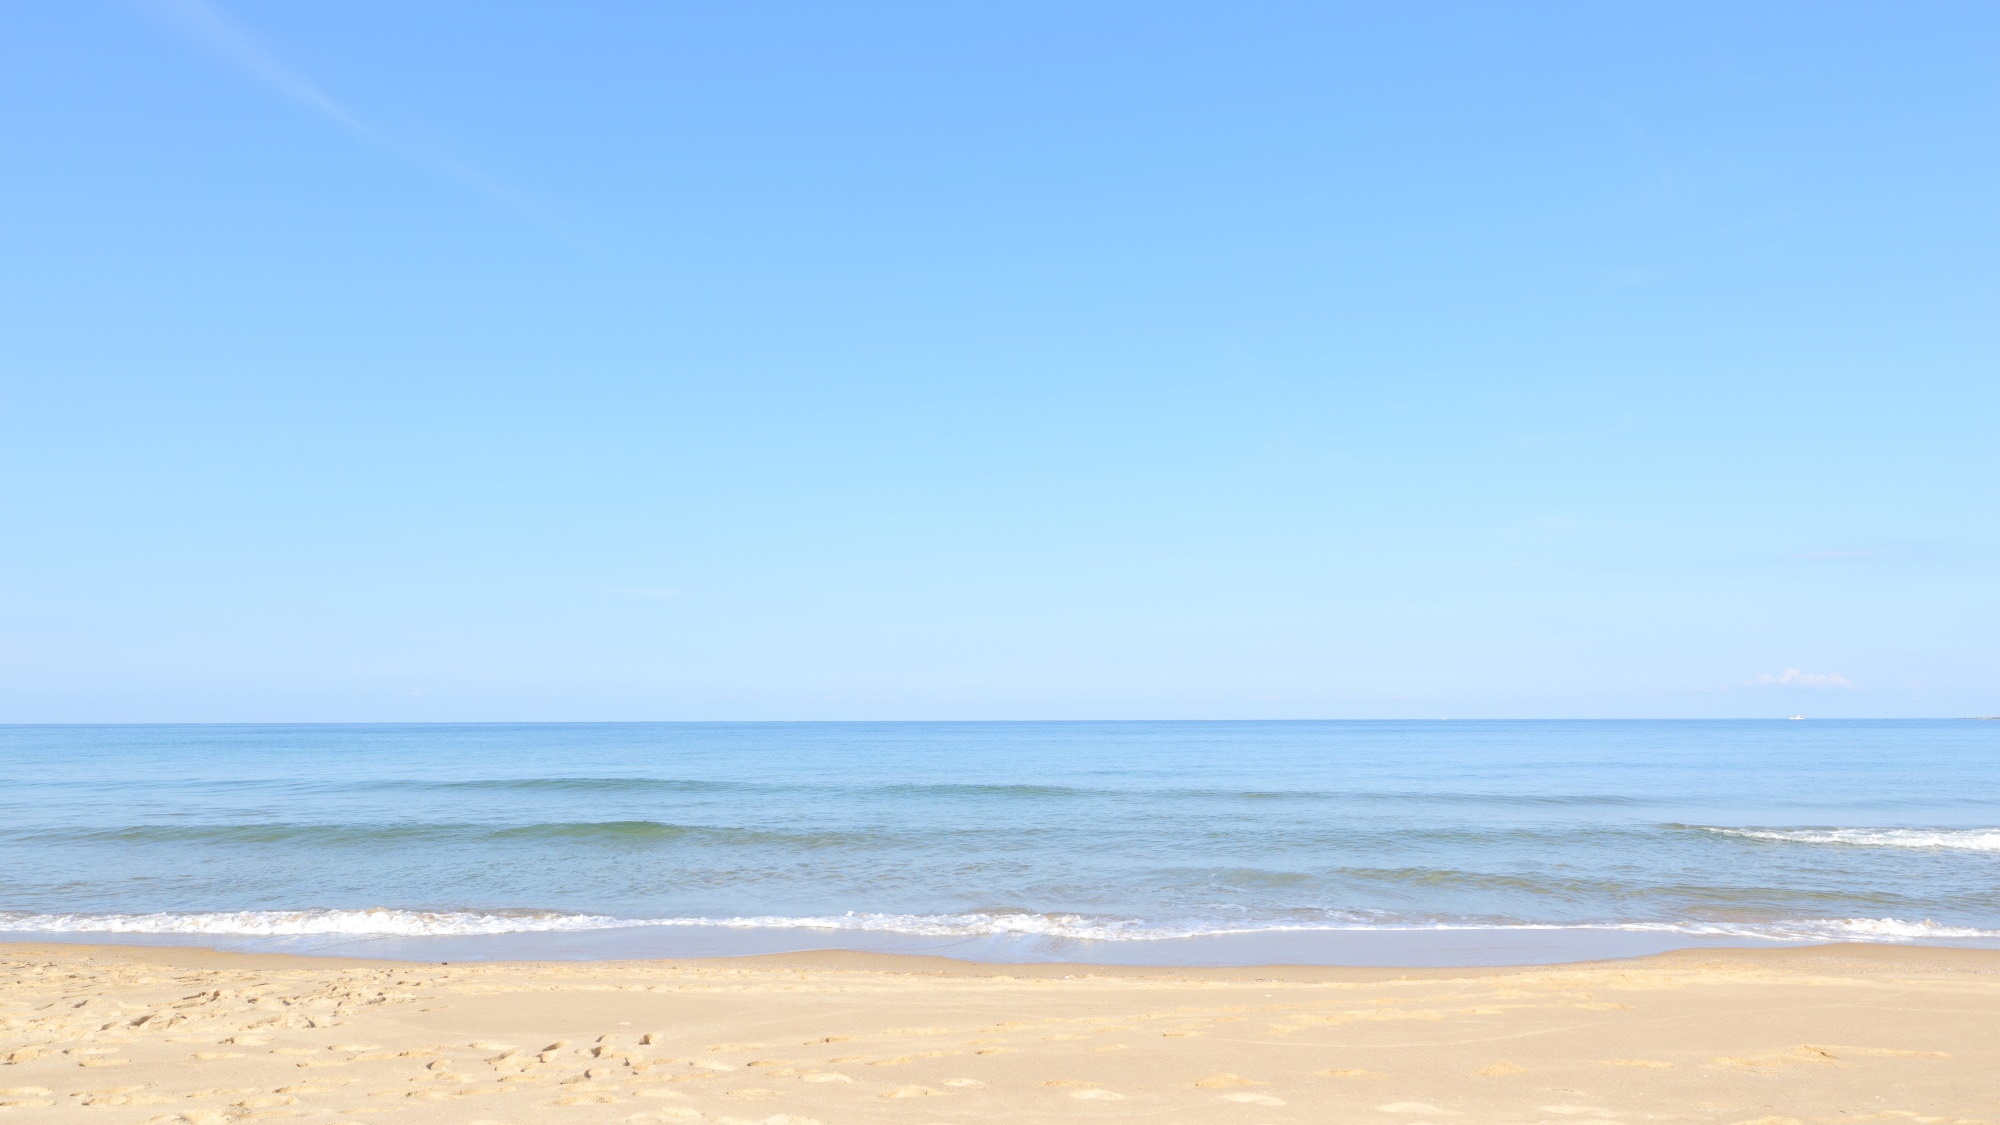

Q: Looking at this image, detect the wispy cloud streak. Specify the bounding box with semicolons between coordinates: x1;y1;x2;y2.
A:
134;0;538;215
140;0;380;140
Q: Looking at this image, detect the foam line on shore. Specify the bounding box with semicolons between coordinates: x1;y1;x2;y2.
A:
2;907;1994;943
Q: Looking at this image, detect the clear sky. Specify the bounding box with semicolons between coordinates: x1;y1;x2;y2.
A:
3;1;1995;722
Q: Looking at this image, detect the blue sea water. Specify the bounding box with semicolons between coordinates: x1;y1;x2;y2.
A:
3;720;1997;965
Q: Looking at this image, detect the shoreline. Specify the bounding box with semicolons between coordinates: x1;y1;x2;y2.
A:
6;942;1999;1122
13;934;2000;977
11;934;2000;976
12;922;1978;969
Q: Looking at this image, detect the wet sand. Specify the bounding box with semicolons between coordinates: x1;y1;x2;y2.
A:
3;942;1998;1123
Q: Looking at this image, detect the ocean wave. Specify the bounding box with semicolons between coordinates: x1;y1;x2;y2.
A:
1;908;1993;943
375;776;1666;805
20;824;470;845
10;821;883;849
437;777;759;793
1691;826;2000;852
485;821;877;847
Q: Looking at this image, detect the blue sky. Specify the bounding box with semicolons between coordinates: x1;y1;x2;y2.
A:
3;1;1995;721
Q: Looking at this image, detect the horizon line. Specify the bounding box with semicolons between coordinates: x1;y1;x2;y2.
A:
3;716;1994;728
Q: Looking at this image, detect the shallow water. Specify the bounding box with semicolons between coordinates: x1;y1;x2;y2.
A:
3;720;1996;963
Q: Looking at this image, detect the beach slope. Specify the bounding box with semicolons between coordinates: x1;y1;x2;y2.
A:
3;943;1997;1123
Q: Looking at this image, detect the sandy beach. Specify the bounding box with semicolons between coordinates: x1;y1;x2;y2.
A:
3;943;1997;1124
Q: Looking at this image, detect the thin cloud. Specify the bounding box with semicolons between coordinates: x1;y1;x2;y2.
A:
134;0;538;215
1747;669;1855;689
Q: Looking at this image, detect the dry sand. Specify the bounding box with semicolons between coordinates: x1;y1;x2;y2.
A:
3;942;1997;1124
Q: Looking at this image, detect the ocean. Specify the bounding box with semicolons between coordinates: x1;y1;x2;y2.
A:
3;720;1996;965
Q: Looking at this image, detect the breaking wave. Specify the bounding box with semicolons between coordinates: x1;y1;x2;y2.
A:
1691;826;2000;852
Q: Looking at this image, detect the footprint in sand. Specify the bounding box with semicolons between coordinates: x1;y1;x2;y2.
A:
799;1072;852;1084
1071;1088;1124;1101
1379;1103;1457;1115
881;1085;943;1098
942;1078;986;1088
1600;1058;1672;1069
1475;1061;1525;1077
1712;1046;1845;1071
1223;1093;1287;1105
1194;1074;1257;1088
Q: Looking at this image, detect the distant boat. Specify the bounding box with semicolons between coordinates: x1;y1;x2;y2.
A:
1787;715;1806;720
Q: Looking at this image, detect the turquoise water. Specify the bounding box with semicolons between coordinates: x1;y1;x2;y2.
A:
3;720;1997;964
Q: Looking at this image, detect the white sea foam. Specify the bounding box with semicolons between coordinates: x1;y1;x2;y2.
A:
1;908;1994;944
0;909;641;937
1605;917;1998;941
1698;827;2000;852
